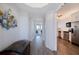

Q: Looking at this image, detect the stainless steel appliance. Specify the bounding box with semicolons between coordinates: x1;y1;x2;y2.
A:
71;21;79;45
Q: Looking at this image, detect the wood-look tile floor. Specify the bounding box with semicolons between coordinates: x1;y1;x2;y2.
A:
30;35;55;55
57;38;79;55
30;37;79;55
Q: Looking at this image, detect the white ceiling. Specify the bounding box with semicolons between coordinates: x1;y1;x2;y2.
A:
14;3;61;18
57;3;79;19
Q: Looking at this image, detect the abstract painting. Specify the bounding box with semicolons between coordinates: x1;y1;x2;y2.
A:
0;8;17;30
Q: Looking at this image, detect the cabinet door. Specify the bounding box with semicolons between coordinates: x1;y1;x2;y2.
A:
58;31;61;38
63;31;69;41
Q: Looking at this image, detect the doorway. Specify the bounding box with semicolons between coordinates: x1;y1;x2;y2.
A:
35;24;42;39
30;21;44;55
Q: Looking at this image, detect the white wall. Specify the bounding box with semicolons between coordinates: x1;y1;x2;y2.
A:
18;12;29;40
45;11;57;51
0;4;29;51
58;18;71;31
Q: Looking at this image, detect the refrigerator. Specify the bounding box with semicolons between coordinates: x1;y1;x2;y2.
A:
71;21;79;45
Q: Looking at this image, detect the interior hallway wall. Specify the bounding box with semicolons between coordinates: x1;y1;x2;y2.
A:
0;4;30;51
45;11;57;51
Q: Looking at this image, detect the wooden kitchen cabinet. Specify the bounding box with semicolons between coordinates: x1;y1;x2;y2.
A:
63;31;69;41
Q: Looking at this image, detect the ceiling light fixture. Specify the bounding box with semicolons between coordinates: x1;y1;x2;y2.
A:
25;3;48;8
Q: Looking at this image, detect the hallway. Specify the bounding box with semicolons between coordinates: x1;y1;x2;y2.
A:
30;35;56;55
57;38;79;55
